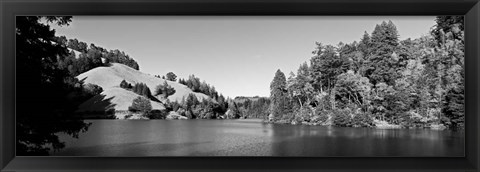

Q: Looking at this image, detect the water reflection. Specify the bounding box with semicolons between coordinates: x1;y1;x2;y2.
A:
51;120;464;157
269;124;463;157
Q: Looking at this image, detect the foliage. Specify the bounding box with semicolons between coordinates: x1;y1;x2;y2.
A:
294;106;314;122
351;112;374;127
132;82;152;98
176;93;228;119
312;109;329;124
146;109;169;119
332;109;353;127
310;44;350;92
60;38;139;75
444;78;464;128
119;79;133;89
364;21;401;86
431;16;464;45
84;83;103;95
154;81;176;98
16;16;92;155
287;62;315;109
166;72;177;81
234;97;270;119
268;18;464;130
269;69;292;120
128;96;152;113
335;70;372;111
178;75;221;100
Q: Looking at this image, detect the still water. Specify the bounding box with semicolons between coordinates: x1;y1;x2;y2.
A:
51;119;464;156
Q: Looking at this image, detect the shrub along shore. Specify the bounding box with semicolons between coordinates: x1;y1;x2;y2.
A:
263;108;447;130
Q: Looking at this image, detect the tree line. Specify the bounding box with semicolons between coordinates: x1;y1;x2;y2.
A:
233;97;271;119
121;74;234;120
126;71;278;120
55;36;140;76
269;17;464;130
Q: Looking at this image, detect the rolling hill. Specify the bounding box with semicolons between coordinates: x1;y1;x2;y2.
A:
76;63;211;113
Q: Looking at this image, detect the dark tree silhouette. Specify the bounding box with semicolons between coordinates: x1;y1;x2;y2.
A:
16;16;91;155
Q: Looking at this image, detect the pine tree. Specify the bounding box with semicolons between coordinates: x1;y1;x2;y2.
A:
128;96;152;112
365;21;400;86
142;83;152;97
431;16;464;44
310;44;350;92
133;83;139;93
358;31;372;56
432;16;465;129
269;69;291;120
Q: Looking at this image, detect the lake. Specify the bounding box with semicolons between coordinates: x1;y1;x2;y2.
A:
51;119;464;156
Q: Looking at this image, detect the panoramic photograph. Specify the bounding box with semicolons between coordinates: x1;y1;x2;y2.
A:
16;16;464;156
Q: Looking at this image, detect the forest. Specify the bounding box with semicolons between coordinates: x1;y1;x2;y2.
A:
268;17;464;130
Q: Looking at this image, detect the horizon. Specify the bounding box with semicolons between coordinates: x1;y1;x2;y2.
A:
51;16;436;98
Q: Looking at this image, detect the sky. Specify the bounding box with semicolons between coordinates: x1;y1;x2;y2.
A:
51;16;436;98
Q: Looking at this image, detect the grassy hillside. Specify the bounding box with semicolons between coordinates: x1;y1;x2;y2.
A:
76;63;211;113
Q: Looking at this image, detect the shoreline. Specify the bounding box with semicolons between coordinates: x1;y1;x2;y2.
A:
76;111;448;130
262;119;448;130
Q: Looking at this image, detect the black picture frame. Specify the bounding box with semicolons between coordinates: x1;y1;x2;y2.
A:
1;0;479;171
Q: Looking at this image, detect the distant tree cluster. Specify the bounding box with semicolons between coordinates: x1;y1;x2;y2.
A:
123;80;171;118
269;18;465;129
56;37;140;77
234;97;271;119
123;74;232;120
154;81;176;98
132;82;152;98
119;80;133;89
154;75;166;79
152;73;236;120
178;75;221;100
127;96;170;119
167;93;228;119
154;72;177;81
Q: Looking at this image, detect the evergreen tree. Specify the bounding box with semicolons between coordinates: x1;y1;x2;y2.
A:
365;21;401;86
431;16;464;44
269;69;290;120
310;44;350;92
128;96;152;112
432;16;465;129
141;83;152;97
358;31;372;56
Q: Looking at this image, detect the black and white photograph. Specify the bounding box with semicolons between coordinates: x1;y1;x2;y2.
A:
16;16;465;157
